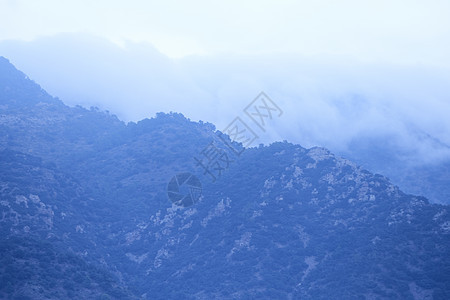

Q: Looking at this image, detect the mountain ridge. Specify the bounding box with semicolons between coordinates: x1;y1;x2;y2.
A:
1;56;449;299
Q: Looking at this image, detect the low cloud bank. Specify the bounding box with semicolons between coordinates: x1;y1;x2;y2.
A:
1;33;449;166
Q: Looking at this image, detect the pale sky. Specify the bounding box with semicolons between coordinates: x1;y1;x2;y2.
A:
1;0;450;65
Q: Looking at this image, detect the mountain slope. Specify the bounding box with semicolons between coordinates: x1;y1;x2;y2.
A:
0;149;137;299
0;236;134;300
1;56;450;299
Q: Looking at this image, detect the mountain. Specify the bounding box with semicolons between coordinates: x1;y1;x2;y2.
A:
341;133;450;205
3;35;450;206
1;56;450;299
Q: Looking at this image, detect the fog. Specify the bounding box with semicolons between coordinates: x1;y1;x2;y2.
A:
1;33;449;166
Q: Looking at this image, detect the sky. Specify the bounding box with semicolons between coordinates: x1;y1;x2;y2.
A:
1;0;450;63
0;0;450;167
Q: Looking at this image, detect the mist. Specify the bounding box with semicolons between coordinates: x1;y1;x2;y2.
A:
1;33;449;167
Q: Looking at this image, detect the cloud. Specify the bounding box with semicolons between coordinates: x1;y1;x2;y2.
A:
0;33;214;121
1;33;449;166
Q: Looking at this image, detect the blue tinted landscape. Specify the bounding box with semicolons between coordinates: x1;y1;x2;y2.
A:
1;1;450;299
